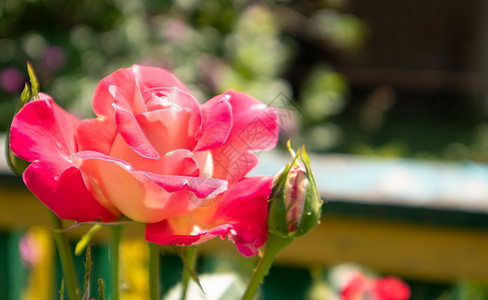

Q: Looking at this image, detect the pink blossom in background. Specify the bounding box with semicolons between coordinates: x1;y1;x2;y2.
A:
10;65;279;256
42;46;67;70
374;277;411;300
1;68;25;94
162;18;190;44
19;232;41;268
341;272;411;300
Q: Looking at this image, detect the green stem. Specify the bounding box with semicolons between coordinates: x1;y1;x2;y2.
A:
180;247;198;300
148;243;160;300
48;210;79;300
75;224;102;256
241;235;292;300
110;225;123;300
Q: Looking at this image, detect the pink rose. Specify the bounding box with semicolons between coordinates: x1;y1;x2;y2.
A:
10;65;279;256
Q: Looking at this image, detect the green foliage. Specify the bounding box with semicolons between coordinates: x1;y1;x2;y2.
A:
81;244;93;300
0;0;359;152
3;0;480;161
172;246;205;295
19;83;31;111
59;279;65;300
446;280;488;300
75;225;102;256
26;61;39;98
5;0;474;162
97;279;105;300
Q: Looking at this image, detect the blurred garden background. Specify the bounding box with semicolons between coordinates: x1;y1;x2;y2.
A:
1;0;488;299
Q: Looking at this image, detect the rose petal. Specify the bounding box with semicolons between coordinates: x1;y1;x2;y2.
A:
76;117;117;154
73;151;227;223
136;107;192;154
161;149;199;176
90;66;190;159
92;65;188;119
23;162;118;222
145;176;273;256
193;94;232;152
73;152;177;222
143;87;202;146
212;148;259;183
223;90;279;151
209;90;279;182
107;135;199;176
191;150;213;177
10;94;78;162
10;94;119;221
112;85;160;159
143;172;228;199
145;219;231;246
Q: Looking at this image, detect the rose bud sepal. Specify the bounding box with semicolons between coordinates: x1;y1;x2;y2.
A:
6;62;40;175
6;83;32;175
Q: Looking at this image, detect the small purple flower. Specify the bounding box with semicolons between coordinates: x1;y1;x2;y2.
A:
1;68;25;94
42;46;67;70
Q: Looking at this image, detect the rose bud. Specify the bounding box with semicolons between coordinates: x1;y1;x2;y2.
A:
241;143;322;300
268;142;323;239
